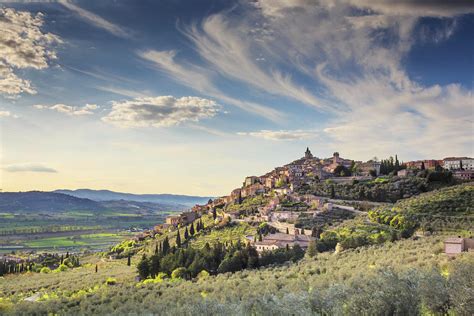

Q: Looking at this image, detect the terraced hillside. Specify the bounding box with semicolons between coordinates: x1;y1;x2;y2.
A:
368;183;474;233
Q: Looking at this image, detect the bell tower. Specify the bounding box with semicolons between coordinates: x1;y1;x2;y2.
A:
305;147;313;159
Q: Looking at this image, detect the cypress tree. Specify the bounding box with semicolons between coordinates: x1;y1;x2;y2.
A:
163;237;170;255
176;229;182;248
95;264;98;273
127;253;131;267
286;227;289;234
212;208;217;220
190;222;195;236
307;240;317;258
137;255;150;279
184;227;189;240
154;244;159;254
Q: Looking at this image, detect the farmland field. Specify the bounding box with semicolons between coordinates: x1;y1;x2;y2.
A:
0;210;178;254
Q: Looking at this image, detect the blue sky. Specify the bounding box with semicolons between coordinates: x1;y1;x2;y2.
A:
0;0;473;195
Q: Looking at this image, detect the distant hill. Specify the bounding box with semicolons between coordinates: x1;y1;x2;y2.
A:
53;189;212;206
0;191;105;213
0;191;187;213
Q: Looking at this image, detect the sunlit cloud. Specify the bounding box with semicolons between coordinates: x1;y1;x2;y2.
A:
101;96;220;128
0;7;61;98
34;103;98;116
237;129;315;141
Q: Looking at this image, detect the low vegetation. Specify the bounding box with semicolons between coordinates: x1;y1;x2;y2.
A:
2;236;472;315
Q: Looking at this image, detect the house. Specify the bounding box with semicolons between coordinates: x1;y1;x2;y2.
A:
165;215;181;226
165;211;199;227
270;211;300;222
443;157;474;170
453;170;474;180
253;232;315;253
406;160;441;170
241;183;265;198
244;176;259;187
444;237;474;256
397;169;414;177
180;211;198;225
356;160;382;176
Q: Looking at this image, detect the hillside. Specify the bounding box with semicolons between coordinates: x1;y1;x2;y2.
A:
0;192;105;213
54;189;212;206
2;236;473;315
368;183;474;233
0;192;182;214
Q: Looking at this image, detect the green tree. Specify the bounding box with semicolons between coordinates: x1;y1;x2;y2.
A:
127;253;131;267
162;237;170;255
137;254;150;279
189;222;195;236
307;240;317;258
184;227;189;240
176;230;181;248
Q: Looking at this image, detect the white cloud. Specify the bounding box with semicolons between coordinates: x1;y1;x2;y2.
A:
345;0;474;18
34;103;98;115
59;0;129;38
138;50;285;122
238;129;315;141
0;110;11;117
0;7;61;98
101;96;220;128
3;163;57;173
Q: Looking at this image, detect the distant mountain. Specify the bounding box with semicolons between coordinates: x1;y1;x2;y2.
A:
53;189;212;206
0;191;105;213
0;191;187;214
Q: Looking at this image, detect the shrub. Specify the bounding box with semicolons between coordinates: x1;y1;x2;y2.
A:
171;267;187;280
105;277;117;285
40;267;51;274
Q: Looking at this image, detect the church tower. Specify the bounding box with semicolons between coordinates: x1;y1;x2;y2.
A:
305;147;313;159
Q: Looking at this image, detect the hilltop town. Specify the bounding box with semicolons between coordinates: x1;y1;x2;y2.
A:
155;148;473;253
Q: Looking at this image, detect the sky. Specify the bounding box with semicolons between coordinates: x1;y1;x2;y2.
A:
0;0;473;196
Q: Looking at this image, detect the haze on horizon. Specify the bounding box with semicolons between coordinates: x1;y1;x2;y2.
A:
0;0;473;196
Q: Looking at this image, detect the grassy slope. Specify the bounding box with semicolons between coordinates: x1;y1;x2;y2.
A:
2;235;472;314
368;183;474;233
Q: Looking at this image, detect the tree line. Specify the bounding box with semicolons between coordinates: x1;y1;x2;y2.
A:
137;238;305;280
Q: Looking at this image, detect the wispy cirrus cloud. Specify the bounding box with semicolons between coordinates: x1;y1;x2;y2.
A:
237;129;315;141
138;50;285;123
101;96;220;128
163;0;472;158
183;14;327;110
0;7;61;98
3;163;58;173
34;103;98;115
59;0;130;38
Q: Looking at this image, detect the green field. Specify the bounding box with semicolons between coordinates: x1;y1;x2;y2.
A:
23;233;132;248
